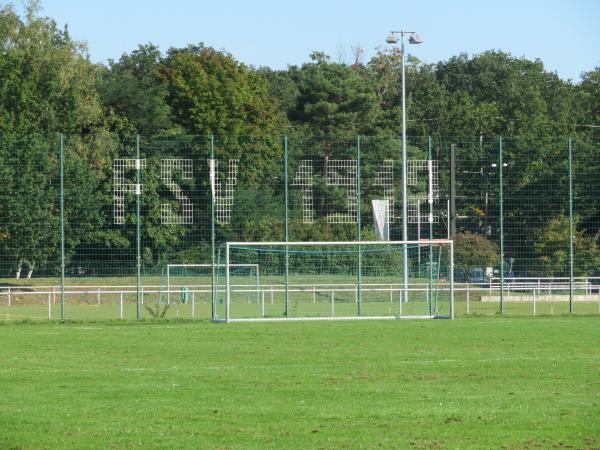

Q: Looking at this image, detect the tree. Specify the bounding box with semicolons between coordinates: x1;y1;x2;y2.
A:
288;53;382;136
435;51;577;137
0;2;106;134
454;232;499;280
0;2;114;277
533;215;600;277
576;66;600;138
256;66;297;125
158;44;279;137
98;44;177;136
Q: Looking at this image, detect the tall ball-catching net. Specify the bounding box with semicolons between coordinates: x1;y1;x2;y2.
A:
214;240;454;322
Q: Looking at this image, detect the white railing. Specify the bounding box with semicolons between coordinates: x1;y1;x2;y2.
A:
2;280;599;320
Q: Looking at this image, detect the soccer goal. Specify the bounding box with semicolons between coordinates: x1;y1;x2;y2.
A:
165;263;260;304
213;240;454;322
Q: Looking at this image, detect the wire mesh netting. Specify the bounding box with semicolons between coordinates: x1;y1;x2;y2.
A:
0;133;598;321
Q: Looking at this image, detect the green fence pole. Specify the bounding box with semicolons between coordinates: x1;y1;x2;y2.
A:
284;135;289;318
499;137;505;316
60;133;65;321
211;134;216;320
428;136;433;317
568;137;574;313
136;135;142;320
357;135;362;316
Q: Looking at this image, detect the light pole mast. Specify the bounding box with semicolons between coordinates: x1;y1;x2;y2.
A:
386;30;423;303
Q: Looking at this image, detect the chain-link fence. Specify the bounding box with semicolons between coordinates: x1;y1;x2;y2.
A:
0;133;598;321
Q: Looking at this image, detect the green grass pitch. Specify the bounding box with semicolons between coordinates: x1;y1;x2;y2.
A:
1;317;599;449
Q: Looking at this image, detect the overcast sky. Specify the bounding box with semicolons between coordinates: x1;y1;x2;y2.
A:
13;0;600;81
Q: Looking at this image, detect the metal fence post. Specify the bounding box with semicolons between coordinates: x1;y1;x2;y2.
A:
499;137;505;316
357;135;362;316
136;134;142;320
59;133;65;320
284;135;289;318
428;136;434;316
568;137;574;313
211;134;216;321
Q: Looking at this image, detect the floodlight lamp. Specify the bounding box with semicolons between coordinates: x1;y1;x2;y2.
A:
386;34;399;44
409;34;423;44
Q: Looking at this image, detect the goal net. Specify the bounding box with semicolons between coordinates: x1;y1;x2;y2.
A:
162;263;260;304
214;240;454;322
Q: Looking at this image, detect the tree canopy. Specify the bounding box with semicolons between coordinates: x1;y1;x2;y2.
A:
0;2;599;277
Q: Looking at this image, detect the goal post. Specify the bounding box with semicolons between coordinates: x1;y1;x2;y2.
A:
214;240;454;322
165;263;260;305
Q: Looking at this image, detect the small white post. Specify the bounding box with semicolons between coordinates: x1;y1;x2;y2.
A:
192;291;195;319
261;291;265;318
167;267;171;305
597;288;600;314
141;290;144;305
533;289;536;317
331;291;334;316
52;286;56;305
389;285;393;303
225;243;230;322
120;292;124;320
255;270;260;305
97;287;100;306
586;278;590;295
399;290;403;317
450;240;455;320
313;286;316;304
8;287;11;307
466;283;470;315
47;292;51;320
270;286;274;304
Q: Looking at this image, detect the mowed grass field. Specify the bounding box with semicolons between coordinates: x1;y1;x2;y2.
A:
1;318;599;449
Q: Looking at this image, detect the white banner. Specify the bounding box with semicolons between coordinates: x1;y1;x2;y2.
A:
372;200;390;241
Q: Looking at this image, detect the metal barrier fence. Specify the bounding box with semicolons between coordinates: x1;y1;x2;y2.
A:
0;133;598;320
1;281;599;321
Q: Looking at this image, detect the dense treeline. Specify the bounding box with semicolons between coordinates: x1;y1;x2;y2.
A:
0;3;599;277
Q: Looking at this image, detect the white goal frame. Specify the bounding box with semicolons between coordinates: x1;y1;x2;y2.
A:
166;263;260;304
219;240;454;322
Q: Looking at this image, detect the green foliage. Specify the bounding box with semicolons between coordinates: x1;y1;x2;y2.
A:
434;51;576;137
288;55;382;136
158;44;279;136
454;231;499;276
143;302;170;318
533;215;600;276
576;67;600;138
98;44;177;135
0;3;106;134
0;4;598;280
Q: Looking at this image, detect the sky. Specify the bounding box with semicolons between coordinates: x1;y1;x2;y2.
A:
12;0;600;82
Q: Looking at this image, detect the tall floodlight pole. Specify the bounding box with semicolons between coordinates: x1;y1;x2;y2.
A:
386;30;423;303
